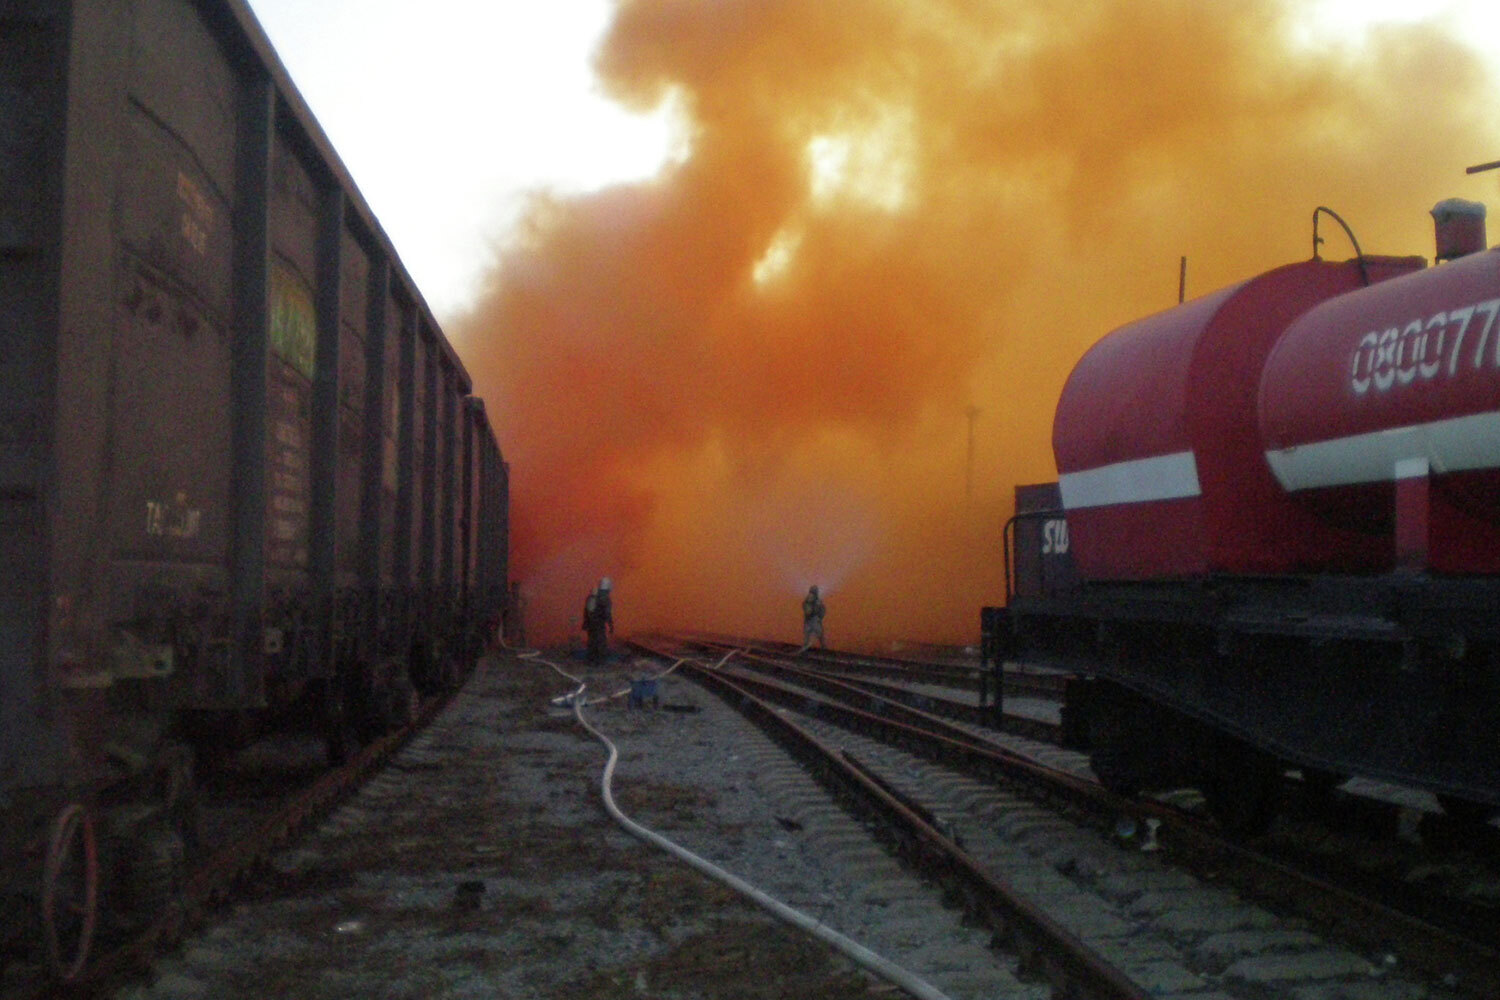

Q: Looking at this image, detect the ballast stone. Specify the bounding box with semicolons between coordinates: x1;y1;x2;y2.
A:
852;876;927;906
1084;927;1209;994
1290;979;1432;1000
1093;869;1203;901
1118;959;1207;994
933;967;1045;1000
1190;929;1326;969
1150;902;1281;936
1127;887;1237;919
902;937;1004;973
879;914;958;949
1226;948;1377;982
1044;896;1137;938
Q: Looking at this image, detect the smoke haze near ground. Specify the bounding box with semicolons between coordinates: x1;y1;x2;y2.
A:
454;0;1500;646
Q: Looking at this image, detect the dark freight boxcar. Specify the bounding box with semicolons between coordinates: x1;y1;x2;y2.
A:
469;399;511;642
0;0;508;979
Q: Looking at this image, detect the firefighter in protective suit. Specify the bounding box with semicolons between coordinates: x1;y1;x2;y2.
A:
802;585;826;649
596;578;614;637
583;590;608;664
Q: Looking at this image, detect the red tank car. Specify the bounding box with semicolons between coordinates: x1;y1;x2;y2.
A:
1055;257;1422;580
989;200;1500;832
1260;244;1500;574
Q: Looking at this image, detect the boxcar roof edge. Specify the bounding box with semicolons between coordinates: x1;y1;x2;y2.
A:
207;0;473;394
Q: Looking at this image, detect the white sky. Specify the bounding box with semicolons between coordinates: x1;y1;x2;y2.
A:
245;0;1500;321
245;0;681;319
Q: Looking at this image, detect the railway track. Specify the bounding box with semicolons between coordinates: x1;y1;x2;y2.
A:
638;634;1500;998
679;632;1068;701
3;676;465;1000
87;649;1064;998
684;635;1067;744
696;635;1500;852
689;634;1065;718
630;638;1153;1000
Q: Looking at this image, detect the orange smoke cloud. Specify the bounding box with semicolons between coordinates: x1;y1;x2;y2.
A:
453;0;1500;645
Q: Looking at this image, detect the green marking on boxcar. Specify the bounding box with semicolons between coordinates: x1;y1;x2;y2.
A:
270;260;316;379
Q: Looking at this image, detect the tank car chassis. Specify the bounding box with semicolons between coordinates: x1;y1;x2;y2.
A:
987;498;1500;832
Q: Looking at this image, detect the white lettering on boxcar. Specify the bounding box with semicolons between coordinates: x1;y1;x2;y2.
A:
144;494;202;539
176;171;213;256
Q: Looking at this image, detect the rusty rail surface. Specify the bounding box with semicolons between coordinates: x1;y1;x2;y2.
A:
684;635;1064;744
678;631;1068;699
631;637;1153;1000
645;635;1500;999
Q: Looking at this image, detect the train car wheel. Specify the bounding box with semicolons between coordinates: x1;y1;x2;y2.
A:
156;743;203;856
1085;687;1150;797
364;663;415;737
320;681;360;767
1437;794;1498;826
1298;767;1345;799
41;802;99;982
1201;743;1280;835
1089;747;1143;798
408;638;438;696
386;674;418;732
112;822;187;939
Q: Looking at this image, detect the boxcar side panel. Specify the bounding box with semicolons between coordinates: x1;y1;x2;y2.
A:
4;0;497;798
265;136;318;578
64;0;247;715
0;4;67;787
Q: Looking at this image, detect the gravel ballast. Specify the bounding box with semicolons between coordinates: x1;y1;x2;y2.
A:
113;652;1032;999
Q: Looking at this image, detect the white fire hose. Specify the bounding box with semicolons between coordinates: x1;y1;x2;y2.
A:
511;643;954;1000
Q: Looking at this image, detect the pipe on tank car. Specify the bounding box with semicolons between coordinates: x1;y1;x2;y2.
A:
1312;206;1371;286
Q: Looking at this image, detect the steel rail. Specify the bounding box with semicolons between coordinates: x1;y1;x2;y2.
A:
683;635;1063;743
675;631;1068;701
675;631;984;687
648;635;1500;999
629;638;1153;1000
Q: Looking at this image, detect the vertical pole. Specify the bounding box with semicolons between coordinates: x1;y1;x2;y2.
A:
310;186;343;680
439;366;455;606
461;400;475;645
359;261;389;663
1394;458;1430;573
1178;256;1187;304
393;302;416;675
420;331;438;593
393;304;414;592
965;405;981;500
231;75;273;705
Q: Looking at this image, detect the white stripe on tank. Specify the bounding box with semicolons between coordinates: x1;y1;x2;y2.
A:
1265;410;1500;491
1059;451;1202;510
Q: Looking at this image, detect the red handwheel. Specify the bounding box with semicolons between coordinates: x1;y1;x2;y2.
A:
41;802;99;982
